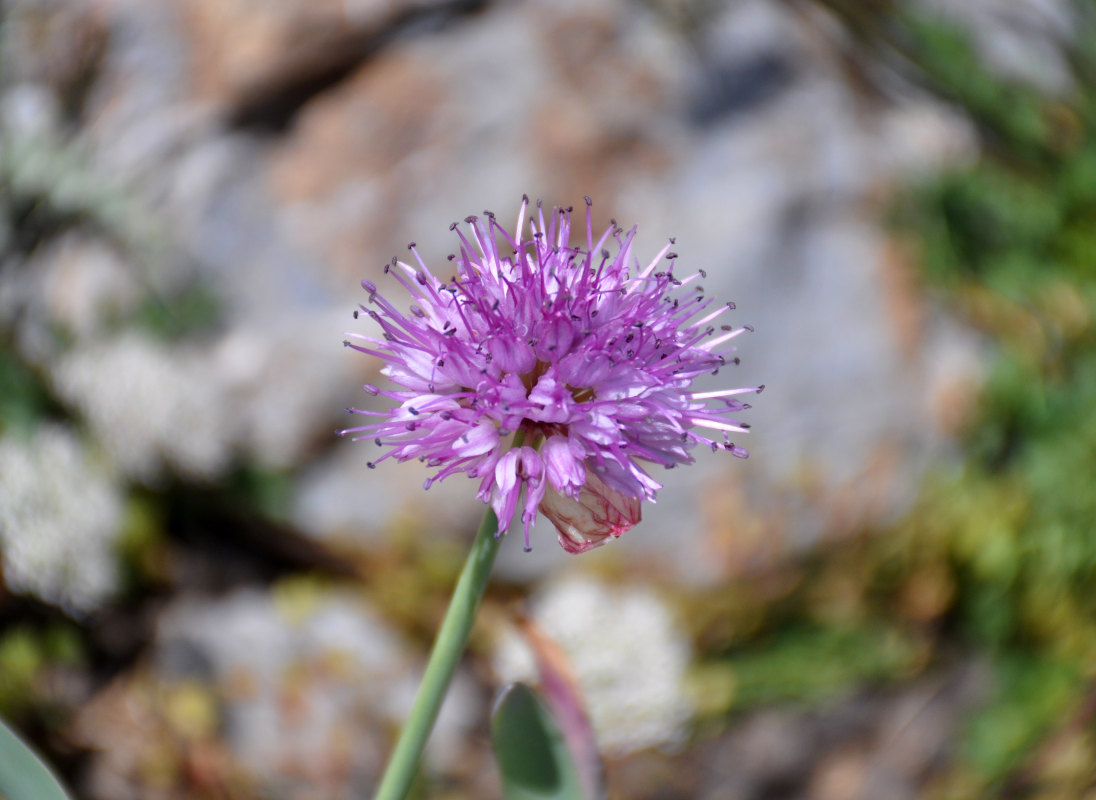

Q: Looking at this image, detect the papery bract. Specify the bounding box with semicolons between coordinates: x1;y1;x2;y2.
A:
340;197;759;552
539;473;643;555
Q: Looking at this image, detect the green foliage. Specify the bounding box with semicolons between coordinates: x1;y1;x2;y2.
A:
226;465;296;523
0;629;44;716
0;123;223;343
961;653;1079;780
116;494;170;588
901;10;1051;160
892;9;1096;661
886;3;1096;789
0;624;85;718
127;281;224;342
724;624;920;708
0;349;53;435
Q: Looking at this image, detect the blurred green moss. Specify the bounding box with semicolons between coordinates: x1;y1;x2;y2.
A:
126;282;225;343
874;3;1096;789
889;6;1096;668
0;624;85;719
0;350;54;436
724;623;922;708
961;653;1079;781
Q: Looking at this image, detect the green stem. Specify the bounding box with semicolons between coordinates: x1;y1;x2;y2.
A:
373;507;503;800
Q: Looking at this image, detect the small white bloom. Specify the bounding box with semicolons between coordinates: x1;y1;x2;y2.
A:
494;574;694;756
52;333;232;482
0;426;124;615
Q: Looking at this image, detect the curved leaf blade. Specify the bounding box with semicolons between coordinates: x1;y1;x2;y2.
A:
518;619;604;799
0;719;73;800
491;682;587;800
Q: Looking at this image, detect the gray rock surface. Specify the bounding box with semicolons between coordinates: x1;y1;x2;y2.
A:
695;661;990;800
155;587;479;794
3;0;992;581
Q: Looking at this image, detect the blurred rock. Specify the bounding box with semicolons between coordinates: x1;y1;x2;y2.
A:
27;231;141;340
262;0;686;282
153;586;479;795
212;314;355;470
694;661;990;800
0;82;62;138
294;436;487;546
0;0;108;117
180;0;352;110
20;0;989;580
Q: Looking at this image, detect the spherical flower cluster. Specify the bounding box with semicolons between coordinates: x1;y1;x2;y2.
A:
341;198;759;553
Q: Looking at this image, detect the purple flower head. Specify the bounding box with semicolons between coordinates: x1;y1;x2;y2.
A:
340;197;759;553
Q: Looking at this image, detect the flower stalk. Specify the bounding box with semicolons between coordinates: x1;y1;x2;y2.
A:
373;506;502;800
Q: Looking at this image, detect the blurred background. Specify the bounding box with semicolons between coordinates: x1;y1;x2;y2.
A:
2;0;1095;797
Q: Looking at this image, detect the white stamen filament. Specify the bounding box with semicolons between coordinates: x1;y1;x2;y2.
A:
701;327;749;350
692;418;751;433
690;387;759;400
628;242;673;292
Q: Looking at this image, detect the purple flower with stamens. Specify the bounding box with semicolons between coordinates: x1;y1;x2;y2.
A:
340;197;760;553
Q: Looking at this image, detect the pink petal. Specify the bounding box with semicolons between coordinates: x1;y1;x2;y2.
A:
492;450;522;534
541;435;585;496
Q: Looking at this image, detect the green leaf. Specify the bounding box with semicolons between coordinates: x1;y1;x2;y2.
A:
0;718;73;800
491;682;588;800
